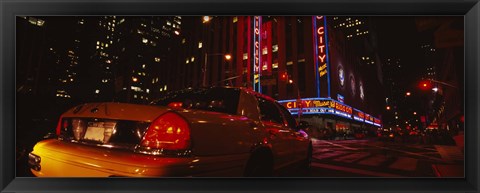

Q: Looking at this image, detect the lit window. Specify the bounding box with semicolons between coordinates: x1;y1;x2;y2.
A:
155;57;161;62
182;38;186;44
142;64;146;69
191;57;195;62
262;48;268;55
146;89;150;93
36;19;45;26
164;85;167;91
233;17;238;23
272;45;278;52
95;89;100;94
142;38;148;44
198;42;203;48
186;59;189;64
243;53;248;60
97;41;100;45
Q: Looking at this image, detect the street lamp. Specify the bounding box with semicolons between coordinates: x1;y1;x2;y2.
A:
203;53;232;87
406;92;411;96
203;16;211;23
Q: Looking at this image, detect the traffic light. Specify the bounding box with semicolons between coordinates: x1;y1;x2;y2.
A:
419;80;432;90
280;72;288;81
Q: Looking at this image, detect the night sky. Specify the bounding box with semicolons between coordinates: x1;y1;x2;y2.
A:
374;16;426;88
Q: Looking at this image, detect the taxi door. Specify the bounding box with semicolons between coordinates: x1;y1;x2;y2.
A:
276;103;310;163
256;97;295;169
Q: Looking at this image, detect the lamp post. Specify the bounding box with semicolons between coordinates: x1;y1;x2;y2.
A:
202;53;232;87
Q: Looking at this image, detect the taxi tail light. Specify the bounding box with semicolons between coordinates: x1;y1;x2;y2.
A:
55;116;64;136
140;112;191;151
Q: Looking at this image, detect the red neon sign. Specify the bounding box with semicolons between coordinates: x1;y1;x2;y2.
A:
316;18;327;78
253;16;261;91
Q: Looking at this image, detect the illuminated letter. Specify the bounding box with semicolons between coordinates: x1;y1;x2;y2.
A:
317;27;324;35
304;100;311;108
318;36;324;44
319;54;326;63
318;45;325;53
286;102;293;109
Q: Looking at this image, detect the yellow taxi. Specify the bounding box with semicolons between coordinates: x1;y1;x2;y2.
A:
29;87;312;177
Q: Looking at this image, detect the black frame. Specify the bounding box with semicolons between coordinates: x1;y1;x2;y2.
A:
1;0;479;192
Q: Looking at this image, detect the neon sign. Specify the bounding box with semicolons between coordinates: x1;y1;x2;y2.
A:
279;98;352;119
313;16;331;98
353;108;365;122
316;23;327;77
279;98;381;127
373;118;382;127
283;99;333;109
364;113;374;125
253;16;262;92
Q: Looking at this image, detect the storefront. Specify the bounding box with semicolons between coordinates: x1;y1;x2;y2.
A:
278;97;382;139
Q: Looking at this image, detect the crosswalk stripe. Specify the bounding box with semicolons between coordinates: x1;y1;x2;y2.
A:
367;144;445;162
313;151;347;160
311;162;404;177
333;152;371;163
435;145;464;161
358;155;388;166
317;140;359;150
389;157;418;171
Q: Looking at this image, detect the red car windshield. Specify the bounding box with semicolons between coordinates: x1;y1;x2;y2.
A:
151;87;240;115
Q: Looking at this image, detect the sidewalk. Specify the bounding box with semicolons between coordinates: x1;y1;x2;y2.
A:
432;144;464;177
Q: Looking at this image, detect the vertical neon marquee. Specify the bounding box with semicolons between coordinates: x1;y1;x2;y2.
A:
253;16;262;92
313;16;331;98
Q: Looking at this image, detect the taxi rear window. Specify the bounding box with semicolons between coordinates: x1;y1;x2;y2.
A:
151;87;240;115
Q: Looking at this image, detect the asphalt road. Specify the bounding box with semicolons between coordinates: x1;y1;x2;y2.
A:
304;139;464;177
17;138;464;177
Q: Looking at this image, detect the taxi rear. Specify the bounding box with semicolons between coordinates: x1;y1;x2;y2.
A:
28;87;312;177
28;102;195;177
29;87;255;177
